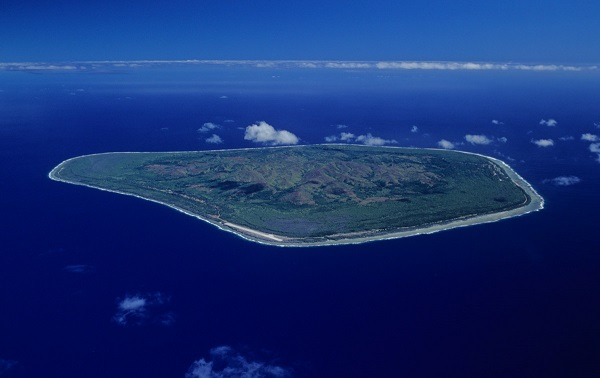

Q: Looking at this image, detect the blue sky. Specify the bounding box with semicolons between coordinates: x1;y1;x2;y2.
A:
2;0;599;63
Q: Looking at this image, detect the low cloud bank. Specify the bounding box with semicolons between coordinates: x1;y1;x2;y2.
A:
2;61;596;73
185;346;291;378
324;132;396;146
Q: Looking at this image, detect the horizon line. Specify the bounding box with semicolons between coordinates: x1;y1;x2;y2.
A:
1;59;597;72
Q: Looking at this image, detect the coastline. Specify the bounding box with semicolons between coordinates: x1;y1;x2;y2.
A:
48;145;544;247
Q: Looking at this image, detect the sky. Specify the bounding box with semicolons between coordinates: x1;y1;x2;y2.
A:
2;0;600;63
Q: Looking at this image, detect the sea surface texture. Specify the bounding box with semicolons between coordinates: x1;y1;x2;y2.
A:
1;62;599;377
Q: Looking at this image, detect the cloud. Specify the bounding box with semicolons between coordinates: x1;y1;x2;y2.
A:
339;132;355;141
325;132;396;146
2;61;595;73
244;121;299;145
591;144;600;163
298;62;318;68
376;62;505;70
498;136;508;143
539;119;558;127
373;61;591;71
559;136;574;141
531;138;555;147
355;133;397;146
325;125;350;139
595;122;600;129
542;176;581;186
437;139;455;149
0;359;17;375
0;63;82;72
185;346;291;378
198;122;221;133
464;134;492;145
219;95;228;99
205;134;223;144
581;133;599;142
325;62;371;69
113;292;174;326
64;264;93;274
493;150;516;162
410;125;419;133
491;119;504;125
324;132;355;143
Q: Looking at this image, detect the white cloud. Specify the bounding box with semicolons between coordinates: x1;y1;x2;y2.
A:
0;63;82;71
63;264;93;274
2;61;595;73
543;176;581;186
595;122;600;129
355;133;397;146
198;122;220;133
327;131;396;146
205;134;223;144
581;133;599;142
185;346;291;378
589;143;600;153
437;139;455;149
339;132;355;141
373;61;591;71
0;359;17;375
464;134;492;145
493;150;516;162
539;118;558;127
559;136;574;141
590;143;600;163
498;136;508;143
120;296;146;311
410;125;419;133
298;62;318;68
244;121;299;145
113;292;174;326
325;132;356;143
336;124;348;129
375;61;506;70
491;119;504;125
531;139;555;147
325;62;371;69
219;95;228;99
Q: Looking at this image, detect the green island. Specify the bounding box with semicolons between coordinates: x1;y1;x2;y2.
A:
49;144;544;247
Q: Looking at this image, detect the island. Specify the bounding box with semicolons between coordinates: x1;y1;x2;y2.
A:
49;144;544;247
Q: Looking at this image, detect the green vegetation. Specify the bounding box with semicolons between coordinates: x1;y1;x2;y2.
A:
50;145;541;245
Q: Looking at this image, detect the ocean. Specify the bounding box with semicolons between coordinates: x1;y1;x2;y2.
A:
1;62;599;377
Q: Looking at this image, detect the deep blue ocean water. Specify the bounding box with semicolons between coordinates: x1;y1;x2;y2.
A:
1;64;600;377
